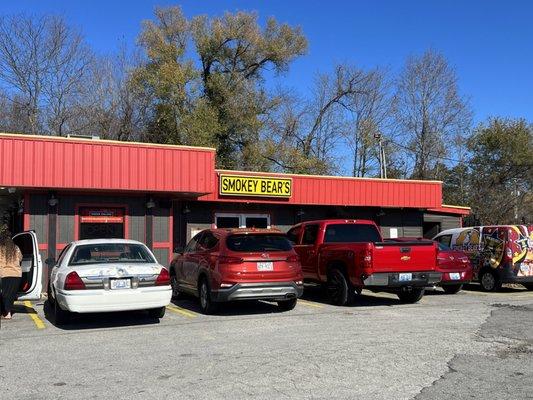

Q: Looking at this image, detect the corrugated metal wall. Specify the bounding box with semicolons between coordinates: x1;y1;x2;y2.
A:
0;133;215;194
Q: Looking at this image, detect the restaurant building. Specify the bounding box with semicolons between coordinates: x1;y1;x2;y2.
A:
0;133;469;271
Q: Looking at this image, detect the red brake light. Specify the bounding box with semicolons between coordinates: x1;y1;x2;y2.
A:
155;267;170;286
218;256;244;264
287;254;300;262
64;271;85;290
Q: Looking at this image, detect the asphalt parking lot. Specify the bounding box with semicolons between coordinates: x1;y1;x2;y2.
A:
1;284;532;400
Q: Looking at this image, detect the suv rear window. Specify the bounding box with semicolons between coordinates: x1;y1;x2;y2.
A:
324;224;381;243
226;234;293;252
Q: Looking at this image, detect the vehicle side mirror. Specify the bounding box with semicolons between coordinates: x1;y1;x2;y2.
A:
174;246;184;255
45;257;56;266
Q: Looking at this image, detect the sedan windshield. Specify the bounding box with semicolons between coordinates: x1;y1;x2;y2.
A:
69;243;155;265
226;234;292;252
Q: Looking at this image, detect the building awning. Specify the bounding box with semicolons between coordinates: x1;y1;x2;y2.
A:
0;133;216;195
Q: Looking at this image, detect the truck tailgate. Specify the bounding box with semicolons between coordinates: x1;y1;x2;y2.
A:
371;241;437;272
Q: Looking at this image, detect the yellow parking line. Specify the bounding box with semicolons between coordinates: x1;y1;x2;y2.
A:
298;299;324;308
166;305;198;318
23;301;46;329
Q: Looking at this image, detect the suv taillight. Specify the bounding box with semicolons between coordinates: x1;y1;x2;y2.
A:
64;271;86;290
287;254;300;262
155;268;170;286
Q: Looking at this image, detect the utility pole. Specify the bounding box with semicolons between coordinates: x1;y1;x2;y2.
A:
374;132;387;179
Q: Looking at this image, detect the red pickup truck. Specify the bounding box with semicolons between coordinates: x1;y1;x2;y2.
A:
287;219;441;305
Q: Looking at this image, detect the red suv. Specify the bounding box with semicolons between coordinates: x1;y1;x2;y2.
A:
169;229;303;314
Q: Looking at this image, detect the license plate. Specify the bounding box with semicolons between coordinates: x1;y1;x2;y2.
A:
257;262;273;271
110;278;131;290
449;273;461;280
399;273;412;282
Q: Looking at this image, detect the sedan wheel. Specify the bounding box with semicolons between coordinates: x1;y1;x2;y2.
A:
53;293;70;325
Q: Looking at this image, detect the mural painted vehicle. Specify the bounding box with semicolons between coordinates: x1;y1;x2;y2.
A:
47;239;172;324
433;226;533;291
169;229;304;314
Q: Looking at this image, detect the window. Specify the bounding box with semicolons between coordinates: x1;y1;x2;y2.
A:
184;232;202;253
215;213;270;229
287;227;301;244
69;243;155;265
436;235;452;248
56;244;72;265
197;232;219;251
216;217;240;228
226;234;292;252
302;224;319;245
324;224;381;243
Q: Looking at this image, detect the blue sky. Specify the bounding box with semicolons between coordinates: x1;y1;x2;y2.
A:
2;0;532;131
2;0;532;125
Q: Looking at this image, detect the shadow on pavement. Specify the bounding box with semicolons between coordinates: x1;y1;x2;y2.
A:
462;283;528;293
301;285;401;307
12;303;39;315
171;295;287;316
43;300;162;330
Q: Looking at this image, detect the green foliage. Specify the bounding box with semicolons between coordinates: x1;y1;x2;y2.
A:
467;118;533;224
131;6;307;168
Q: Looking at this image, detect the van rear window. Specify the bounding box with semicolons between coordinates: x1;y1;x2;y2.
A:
226;234;292;252
324;224;381;243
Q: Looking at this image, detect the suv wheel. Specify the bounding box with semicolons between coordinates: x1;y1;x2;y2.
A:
277;298;297;311
199;278;218;315
170;273;180;299
480;269;502;292
327;268;354;306
442;284;463;294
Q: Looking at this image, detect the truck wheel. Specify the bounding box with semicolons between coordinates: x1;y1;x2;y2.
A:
277;298;297;311
442;284;463;294
327;268;354;306
397;288;425;304
480;269;502;292
199;278;219;315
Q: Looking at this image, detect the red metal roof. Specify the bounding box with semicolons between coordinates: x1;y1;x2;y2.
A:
201;170;443;209
0;133;215;194
427;205;471;216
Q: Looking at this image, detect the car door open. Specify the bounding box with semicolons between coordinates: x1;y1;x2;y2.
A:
12;230;43;301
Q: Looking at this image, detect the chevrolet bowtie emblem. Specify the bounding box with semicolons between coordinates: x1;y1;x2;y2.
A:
401;256;411;261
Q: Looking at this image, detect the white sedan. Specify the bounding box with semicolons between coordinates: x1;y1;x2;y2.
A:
47;239;172;324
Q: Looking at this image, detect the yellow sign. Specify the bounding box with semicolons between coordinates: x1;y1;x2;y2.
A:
219;174;292;198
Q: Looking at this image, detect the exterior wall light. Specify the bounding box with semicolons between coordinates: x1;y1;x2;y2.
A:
296;209;305;217
7;187;16;194
146;198;156;209
48;194;58;207
182;204;191;214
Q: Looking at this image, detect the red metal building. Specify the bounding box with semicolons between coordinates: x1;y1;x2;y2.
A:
0;133;469;272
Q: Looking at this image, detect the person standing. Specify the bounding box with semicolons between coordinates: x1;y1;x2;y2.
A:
0;226;22;320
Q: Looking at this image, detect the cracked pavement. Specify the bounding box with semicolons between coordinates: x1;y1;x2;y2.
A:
1;285;532;399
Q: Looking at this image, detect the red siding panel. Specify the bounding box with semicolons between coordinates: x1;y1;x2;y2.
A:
0;134;215;194
202;170;442;209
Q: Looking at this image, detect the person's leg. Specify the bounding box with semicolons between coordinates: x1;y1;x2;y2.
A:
1;277;21;318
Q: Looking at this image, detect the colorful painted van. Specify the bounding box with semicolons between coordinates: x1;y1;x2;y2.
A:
433;225;533;291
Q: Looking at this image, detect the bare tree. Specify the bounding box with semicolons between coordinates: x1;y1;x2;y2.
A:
343;68;391;177
392;49;471;179
0;14;93;135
